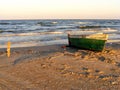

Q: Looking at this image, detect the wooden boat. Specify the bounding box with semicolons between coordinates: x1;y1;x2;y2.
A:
68;31;108;51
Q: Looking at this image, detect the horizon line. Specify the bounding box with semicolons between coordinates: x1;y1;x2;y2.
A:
0;18;120;21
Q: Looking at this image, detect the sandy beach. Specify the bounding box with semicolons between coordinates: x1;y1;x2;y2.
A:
0;42;120;90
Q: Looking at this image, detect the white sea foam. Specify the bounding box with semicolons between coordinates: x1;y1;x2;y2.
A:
107;40;120;43
0;39;68;48
0;31;64;37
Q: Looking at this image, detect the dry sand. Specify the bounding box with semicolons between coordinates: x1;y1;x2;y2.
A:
0;43;120;90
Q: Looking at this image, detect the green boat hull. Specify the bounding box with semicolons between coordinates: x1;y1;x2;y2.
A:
68;38;106;51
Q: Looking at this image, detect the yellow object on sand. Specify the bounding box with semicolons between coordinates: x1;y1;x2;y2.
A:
7;41;11;57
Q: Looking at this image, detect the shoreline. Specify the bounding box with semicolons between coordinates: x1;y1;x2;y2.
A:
0;40;120;50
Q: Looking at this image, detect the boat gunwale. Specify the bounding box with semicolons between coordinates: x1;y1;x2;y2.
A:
68;33;108;40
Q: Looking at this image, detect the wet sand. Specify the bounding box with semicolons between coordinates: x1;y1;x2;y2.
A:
0;43;120;90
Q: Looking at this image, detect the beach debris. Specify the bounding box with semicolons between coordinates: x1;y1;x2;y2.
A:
98;56;105;61
99;74;119;81
81;67;95;78
103;48;116;55
82;67;89;71
95;70;104;74
104;58;116;64
95;69;100;73
80;51;89;58
81;71;95;78
98;56;116;64
61;45;67;51
41;64;47;68
116;62;120;68
7;41;11;57
74;52;81;57
82;55;89;59
111;81;118;85
100;76;112;81
83;68;92;72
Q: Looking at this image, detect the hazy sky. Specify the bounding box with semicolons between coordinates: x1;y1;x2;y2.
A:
0;0;120;20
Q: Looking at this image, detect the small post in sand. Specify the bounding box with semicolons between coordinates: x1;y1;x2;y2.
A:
7;41;11;57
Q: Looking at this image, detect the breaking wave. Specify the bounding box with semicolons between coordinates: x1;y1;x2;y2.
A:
37;21;58;26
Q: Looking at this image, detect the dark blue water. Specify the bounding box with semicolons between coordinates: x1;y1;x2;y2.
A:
0;19;120;48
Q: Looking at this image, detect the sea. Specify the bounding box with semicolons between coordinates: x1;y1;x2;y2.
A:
0;19;120;48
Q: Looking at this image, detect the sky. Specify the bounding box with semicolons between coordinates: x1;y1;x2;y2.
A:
0;0;120;20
